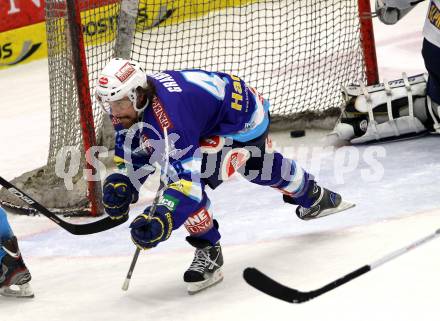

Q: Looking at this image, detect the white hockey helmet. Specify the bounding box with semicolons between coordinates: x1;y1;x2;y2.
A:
95;58;148;114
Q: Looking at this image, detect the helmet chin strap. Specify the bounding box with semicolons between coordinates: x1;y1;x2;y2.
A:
129;86;150;116
135;97;150;118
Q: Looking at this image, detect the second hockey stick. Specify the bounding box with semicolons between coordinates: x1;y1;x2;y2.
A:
121;127;170;291
244;228;440;303
121;181;165;291
0;176;127;235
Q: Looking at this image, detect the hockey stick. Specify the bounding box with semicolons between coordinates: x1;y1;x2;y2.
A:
0;176;127;235
121;127;170;291
243;228;440;303
121;182;165;291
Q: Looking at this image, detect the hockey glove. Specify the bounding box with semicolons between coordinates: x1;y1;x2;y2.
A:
129;206;174;250
102;173;138;220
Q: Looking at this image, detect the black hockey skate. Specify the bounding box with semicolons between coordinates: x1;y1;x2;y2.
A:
0;236;34;298
284;182;354;221
184;236;224;294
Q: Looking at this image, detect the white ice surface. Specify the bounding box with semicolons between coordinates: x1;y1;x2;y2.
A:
1;2;440;320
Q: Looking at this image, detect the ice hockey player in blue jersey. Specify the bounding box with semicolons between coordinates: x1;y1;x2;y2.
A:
329;0;440;144
0;206;33;298
95;58;353;294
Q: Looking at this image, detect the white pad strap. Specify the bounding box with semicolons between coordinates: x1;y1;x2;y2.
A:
383;78;400;136
427;95;440;134
402;72;419;133
359;80;380;140
403;73;414;117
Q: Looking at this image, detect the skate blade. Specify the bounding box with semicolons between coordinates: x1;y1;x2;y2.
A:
186;269;224;295
0;283;34;298
315;200;355;219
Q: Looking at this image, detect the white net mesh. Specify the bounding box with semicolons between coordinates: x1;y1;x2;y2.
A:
0;0;370;214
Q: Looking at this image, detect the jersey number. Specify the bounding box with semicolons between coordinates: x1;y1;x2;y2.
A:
181;71;226;100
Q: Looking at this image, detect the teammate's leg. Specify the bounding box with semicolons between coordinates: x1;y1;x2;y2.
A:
0;207;34;298
0;207;13;261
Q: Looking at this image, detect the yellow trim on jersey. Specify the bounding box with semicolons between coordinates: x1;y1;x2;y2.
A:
168;179;202;202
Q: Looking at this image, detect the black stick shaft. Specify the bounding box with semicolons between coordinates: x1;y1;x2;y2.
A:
0;176;126;235
126;248;140;280
244;228;440;303
121;181;166;291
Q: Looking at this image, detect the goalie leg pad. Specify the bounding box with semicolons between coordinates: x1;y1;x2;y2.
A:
350;115;427;144
330;73;432;144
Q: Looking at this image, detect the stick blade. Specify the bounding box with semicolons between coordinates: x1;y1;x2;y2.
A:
243;267;310;303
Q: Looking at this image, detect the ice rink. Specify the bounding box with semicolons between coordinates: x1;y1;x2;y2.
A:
1;2;440;321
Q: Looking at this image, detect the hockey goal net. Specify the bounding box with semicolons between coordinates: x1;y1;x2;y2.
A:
0;0;378;216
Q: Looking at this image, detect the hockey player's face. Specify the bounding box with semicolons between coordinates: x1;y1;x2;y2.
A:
109;98;137;129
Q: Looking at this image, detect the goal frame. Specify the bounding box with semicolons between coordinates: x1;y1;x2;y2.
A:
0;0;380;217
66;0;104;216
62;0;380;216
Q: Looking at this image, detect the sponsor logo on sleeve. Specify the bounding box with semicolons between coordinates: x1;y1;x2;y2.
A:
151;96;174;130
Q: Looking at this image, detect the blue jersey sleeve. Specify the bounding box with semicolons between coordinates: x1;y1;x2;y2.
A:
111;115;155;188
140;100;207;229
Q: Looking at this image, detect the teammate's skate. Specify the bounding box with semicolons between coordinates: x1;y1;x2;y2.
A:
0;236;34;298
183;236;224;294
284;181;354;220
